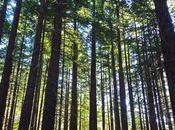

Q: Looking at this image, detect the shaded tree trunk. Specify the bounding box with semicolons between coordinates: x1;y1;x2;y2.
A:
36;65;48;130
107;56;114;130
41;0;63;129
57;47;65;130
70;19;78;130
0;0;22;128
7;35;25;130
18;1;46;129
63;69;70;130
117;29;128;130
142;29;158;130
111;38;121;130
0;0;8;43
154;0;175;120
124;40;136;130
89;0;97;129
100;62;105;130
135;72;143;130
30;17;46;130
134;23;149;130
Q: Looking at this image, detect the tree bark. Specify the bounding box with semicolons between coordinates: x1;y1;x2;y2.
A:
154;0;175;120
41;0;63;129
7;34;25;130
0;0;8;43
70;20;78;130
64;69;70;130
18;1;46;129
0;0;22;128
89;0;97;129
100;62;105;130
111;38;121;130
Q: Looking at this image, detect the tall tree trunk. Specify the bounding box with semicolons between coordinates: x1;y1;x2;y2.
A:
135;23;149;130
0;0;8;43
70;19;78;130
30;17;46;130
109;23;121;130
64;69;70;130
107;56;114;130
111;37;121;130
4;63;16;130
58;37;65;130
135;73;143;130
36;65;48;130
7;35;25;130
115;2;128;129
154;0;175;120
0;0;22;128
89;0;97;129
41;0;63;129
124;40;136;130
79;86;82;130
32;16;46;130
117;29;129;130
118;30;128;130
159;54;173;130
100;62;105;130
18;1;46;129
142;29;158;130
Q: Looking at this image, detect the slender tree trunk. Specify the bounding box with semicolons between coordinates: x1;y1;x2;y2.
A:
152;76;162;130
89;0;97;129
117;29;128;130
18;1;46;129
100;62;105;130
159;55;173;130
155;28;173;130
30;18;46;130
11;63;24;128
0;0;22;128
154;0;175;120
107;57;114;130
3;61;17;129
135;23;149;130
124;40;136;130
107;97;111;130
135;73;143;130
0;0;8;43
58;39;65;130
142;29;158;130
4;69;15;130
36;65;48;130
69;18;78;130
109;21;121;130
64;69;70;130
111;39;121;130
42;0;63;129
79;86;82;130
115;2;128;129
7;35;25;130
